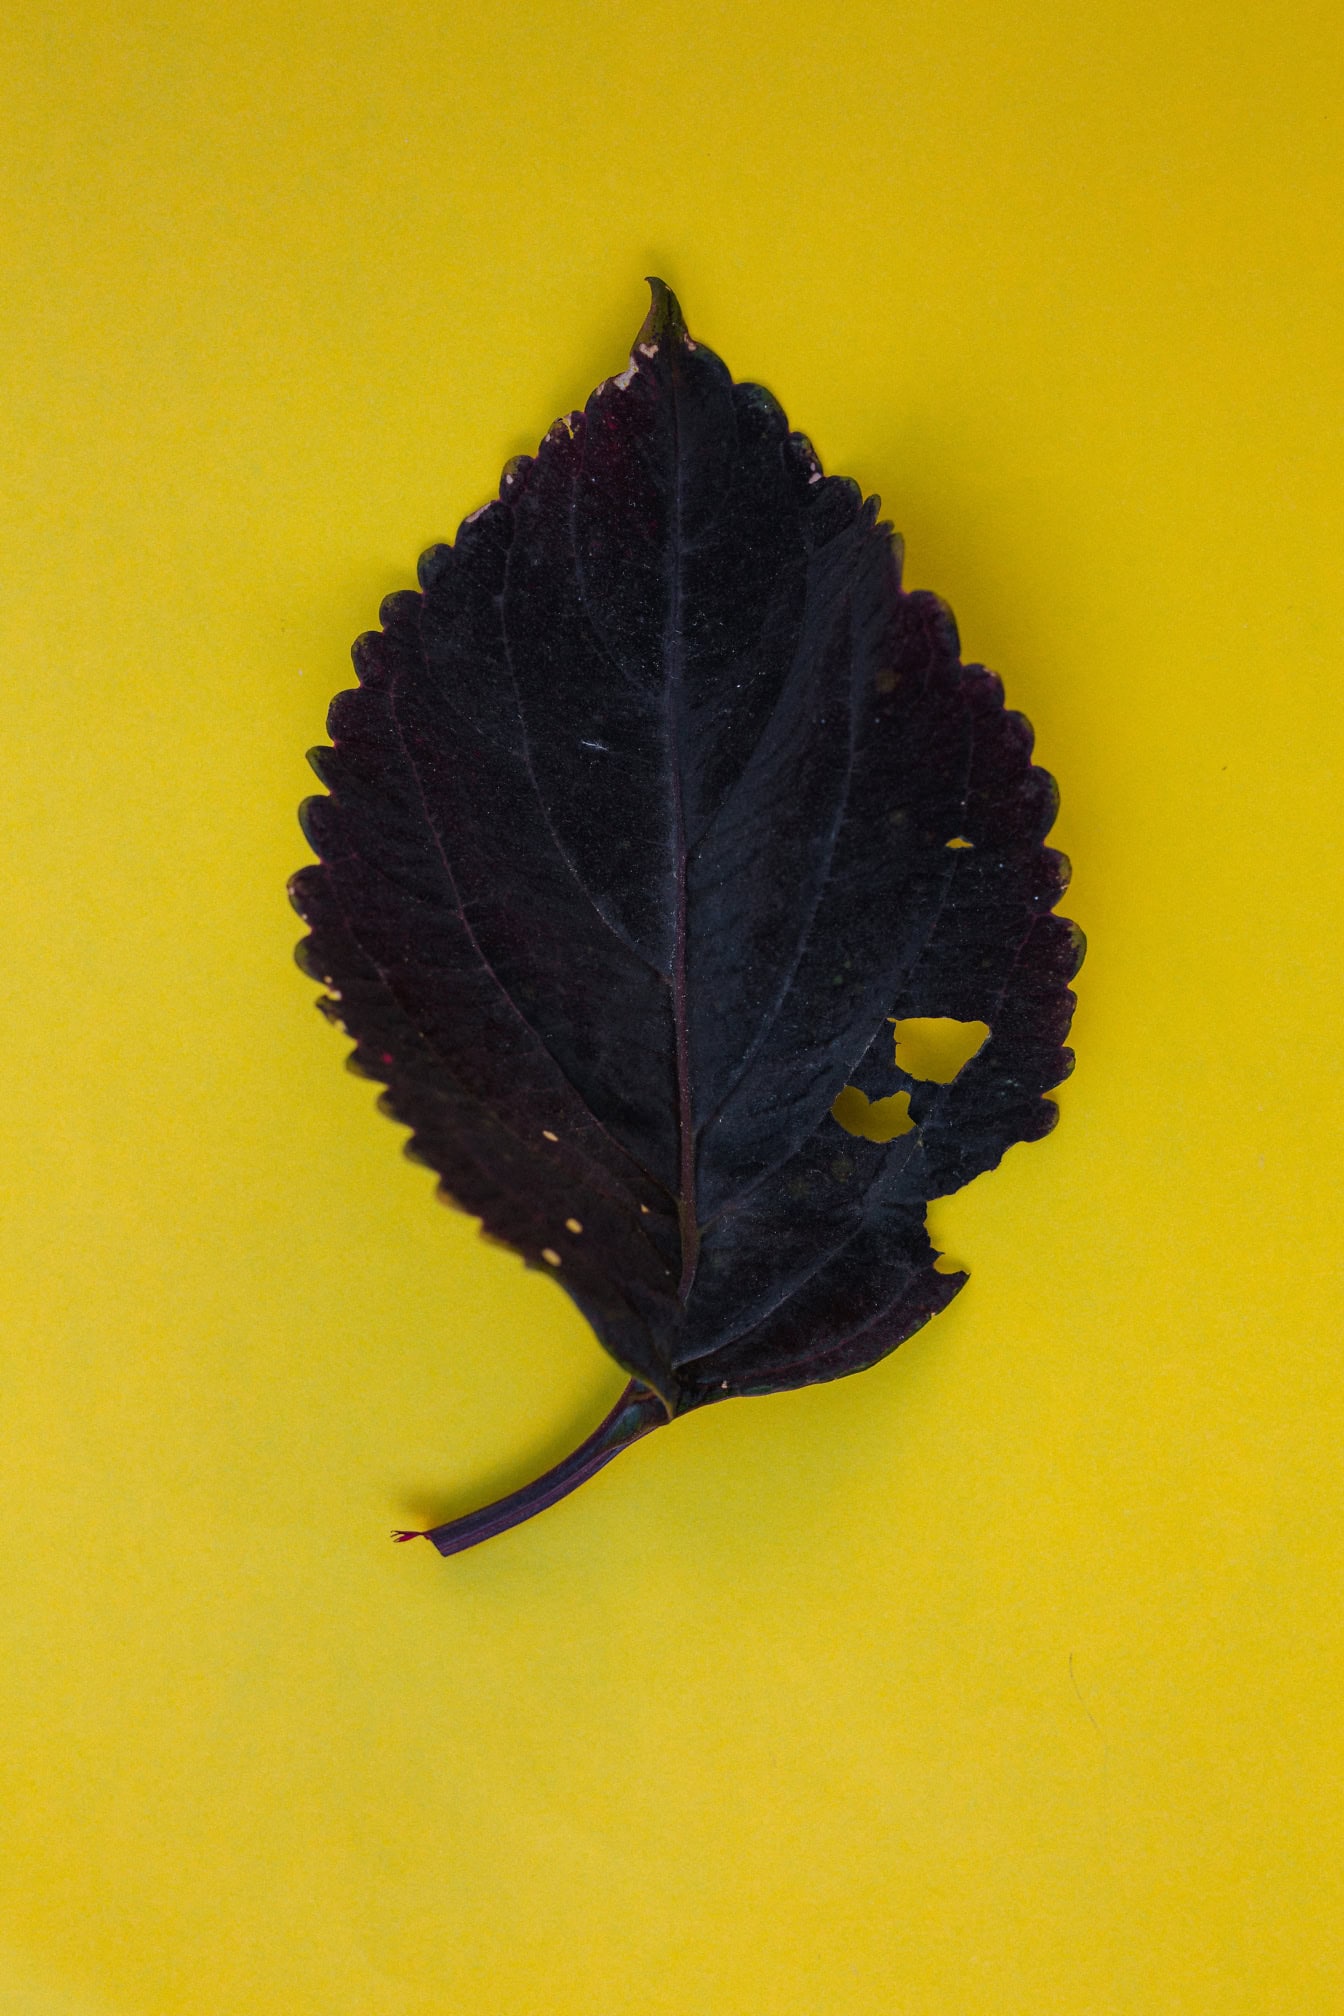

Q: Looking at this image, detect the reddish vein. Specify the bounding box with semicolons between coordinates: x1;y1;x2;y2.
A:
665;340;699;1304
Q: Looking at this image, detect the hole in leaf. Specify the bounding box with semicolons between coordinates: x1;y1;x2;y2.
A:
890;1017;989;1083
945;835;973;849
831;1085;916;1142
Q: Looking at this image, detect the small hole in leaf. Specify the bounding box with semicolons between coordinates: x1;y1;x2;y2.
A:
541;1247;561;1266
891;1017;989;1083
946;835;973;849
831;1085;916;1142
565;1217;583;1234
542;1129;559;1142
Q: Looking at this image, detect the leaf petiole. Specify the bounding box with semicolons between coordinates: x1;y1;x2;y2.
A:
392;1379;671;1557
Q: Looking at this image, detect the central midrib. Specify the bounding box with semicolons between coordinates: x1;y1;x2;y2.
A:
665;356;699;1305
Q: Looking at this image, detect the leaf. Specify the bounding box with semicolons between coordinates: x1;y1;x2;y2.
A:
290;280;1083;1556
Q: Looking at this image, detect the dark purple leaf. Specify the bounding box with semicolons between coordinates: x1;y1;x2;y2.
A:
291;281;1083;1556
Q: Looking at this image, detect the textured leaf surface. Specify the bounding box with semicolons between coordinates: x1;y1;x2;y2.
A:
291;282;1081;1535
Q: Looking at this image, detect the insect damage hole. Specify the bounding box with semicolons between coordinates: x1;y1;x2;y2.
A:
891;1017;990;1083
830;1086;916;1143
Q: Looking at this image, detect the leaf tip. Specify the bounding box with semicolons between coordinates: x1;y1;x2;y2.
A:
638;276;689;351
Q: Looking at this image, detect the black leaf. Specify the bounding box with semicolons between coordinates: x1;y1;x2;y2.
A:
290;280;1083;1556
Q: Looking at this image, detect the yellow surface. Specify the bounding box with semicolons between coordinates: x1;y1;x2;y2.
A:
1;1;1341;2009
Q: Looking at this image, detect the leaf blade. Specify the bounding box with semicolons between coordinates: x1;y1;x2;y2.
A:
292;279;1082;1458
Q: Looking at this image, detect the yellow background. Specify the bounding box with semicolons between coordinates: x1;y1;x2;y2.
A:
2;1;1342;2009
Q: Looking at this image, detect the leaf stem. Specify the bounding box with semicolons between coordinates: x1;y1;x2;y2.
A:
392;1379;670;1558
